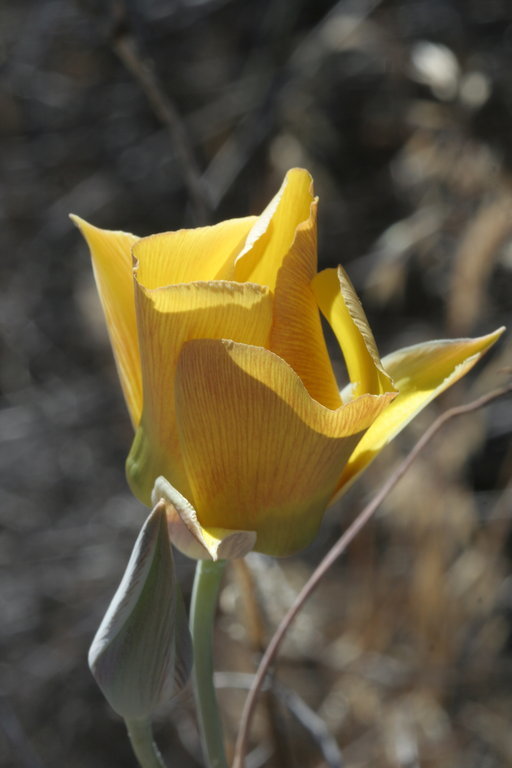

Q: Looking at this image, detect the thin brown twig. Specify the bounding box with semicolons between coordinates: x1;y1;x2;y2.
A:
215;672;343;768
232;382;512;768
111;5;212;225
232;559;295;768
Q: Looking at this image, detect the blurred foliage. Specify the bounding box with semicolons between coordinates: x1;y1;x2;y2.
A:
0;0;511;767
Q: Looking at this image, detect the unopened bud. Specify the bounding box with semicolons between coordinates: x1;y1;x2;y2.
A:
88;501;192;719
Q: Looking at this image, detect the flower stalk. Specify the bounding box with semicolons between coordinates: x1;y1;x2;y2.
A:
125;718;167;768
190;560;228;768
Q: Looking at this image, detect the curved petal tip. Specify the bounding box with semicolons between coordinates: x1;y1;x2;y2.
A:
152;476;256;560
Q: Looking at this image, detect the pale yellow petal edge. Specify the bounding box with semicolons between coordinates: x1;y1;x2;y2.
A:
331;327;505;503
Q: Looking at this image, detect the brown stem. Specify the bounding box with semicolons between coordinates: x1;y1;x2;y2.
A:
232;559;295;768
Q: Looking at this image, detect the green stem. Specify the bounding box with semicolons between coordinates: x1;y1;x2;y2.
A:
125;718;167;768
190;559;228;768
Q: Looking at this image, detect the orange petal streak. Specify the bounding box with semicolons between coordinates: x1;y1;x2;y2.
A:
127;282;274;506
269;198;341;409
233;168;314;291
133;216;258;288
174;339;395;556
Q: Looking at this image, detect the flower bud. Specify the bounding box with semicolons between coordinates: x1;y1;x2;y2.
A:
88;501;192;719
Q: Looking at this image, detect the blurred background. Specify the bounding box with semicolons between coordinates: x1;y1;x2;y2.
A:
1;0;511;766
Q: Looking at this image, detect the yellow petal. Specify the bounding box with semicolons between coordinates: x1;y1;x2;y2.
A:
174;339;395;556
70;215;142;427
152;477;256;560
126;281;274;506
269;199;342;409
334;327;505;499
312;266;395;397
133;216;257;288
233;168;314;290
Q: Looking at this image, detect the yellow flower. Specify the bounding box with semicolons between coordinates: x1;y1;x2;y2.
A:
71;169;503;559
